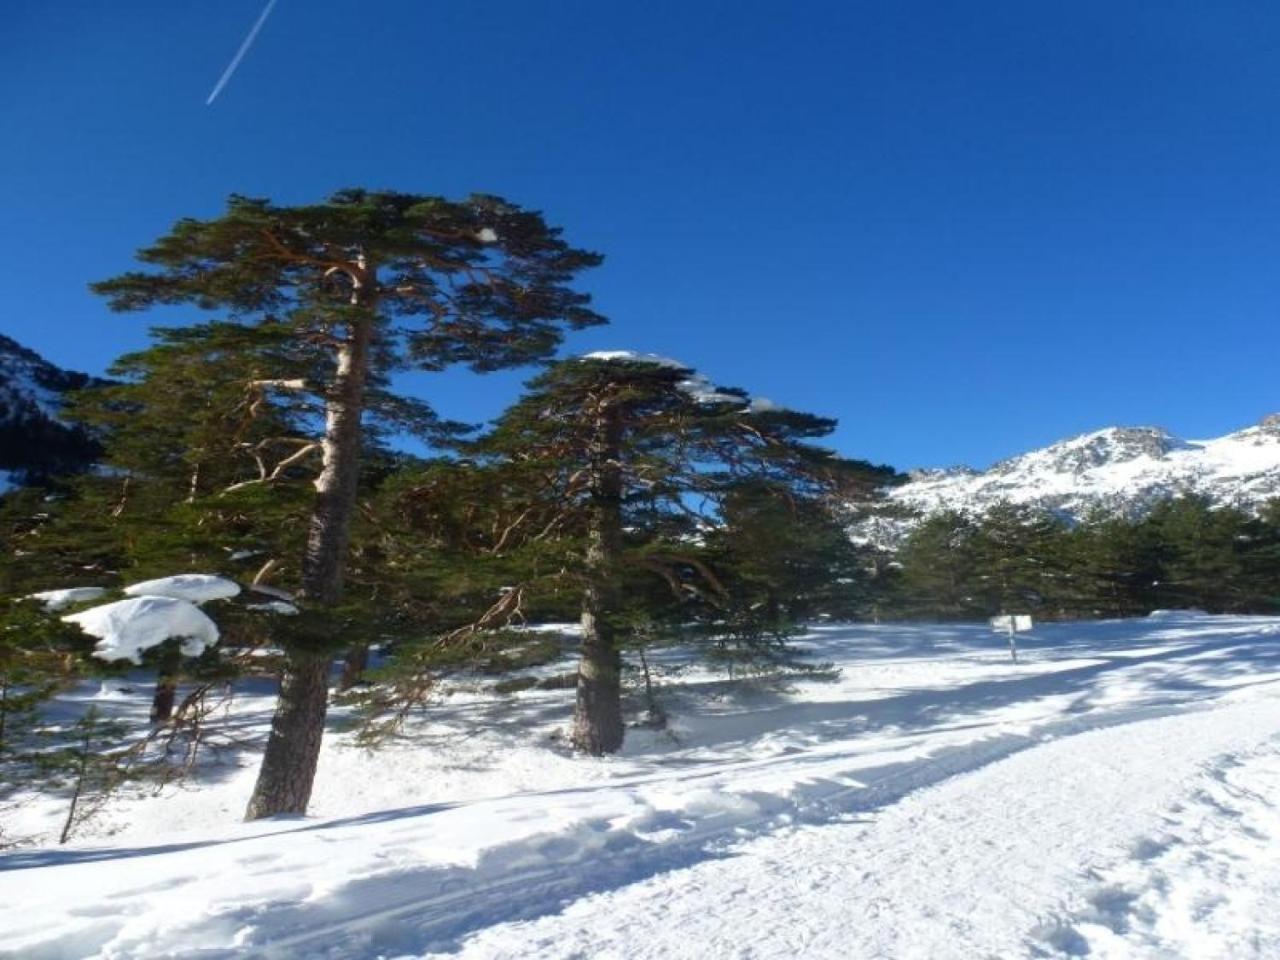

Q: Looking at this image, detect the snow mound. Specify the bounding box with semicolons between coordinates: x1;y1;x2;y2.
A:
62;596;220;664
24;586;107;611
123;574;240;604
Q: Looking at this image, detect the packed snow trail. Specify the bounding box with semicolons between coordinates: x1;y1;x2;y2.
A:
438;696;1280;960
2;615;1280;958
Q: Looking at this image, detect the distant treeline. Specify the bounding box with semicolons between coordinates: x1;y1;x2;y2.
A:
879;497;1280;621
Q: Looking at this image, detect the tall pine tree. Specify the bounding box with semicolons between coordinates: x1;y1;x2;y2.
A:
92;190;604;818
479;354;890;753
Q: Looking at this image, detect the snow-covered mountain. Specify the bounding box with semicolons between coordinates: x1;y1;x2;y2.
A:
861;417;1280;547
0;334;103;488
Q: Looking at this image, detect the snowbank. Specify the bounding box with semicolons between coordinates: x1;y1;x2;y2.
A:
61;596;220;664
24;586;107;611
123;574;240;604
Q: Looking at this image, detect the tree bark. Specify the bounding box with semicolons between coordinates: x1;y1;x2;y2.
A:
572;397;625;755
245;301;373;820
149;641;182;724
243;650;332;819
338;643;370;691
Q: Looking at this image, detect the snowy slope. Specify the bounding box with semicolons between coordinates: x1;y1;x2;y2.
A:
0;334;97;422
0;334;103;483
3;615;1280;958
860;416;1280;547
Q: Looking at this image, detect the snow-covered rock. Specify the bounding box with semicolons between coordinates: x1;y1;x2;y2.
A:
24;586;108;611
861;416;1280;547
61;595;220;664
123;574;240;605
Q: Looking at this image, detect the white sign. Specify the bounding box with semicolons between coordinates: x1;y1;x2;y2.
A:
989;614;1033;633
990;614;1032;664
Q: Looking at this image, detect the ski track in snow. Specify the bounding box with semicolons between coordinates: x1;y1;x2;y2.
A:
442;703;1280;960
2;616;1280;959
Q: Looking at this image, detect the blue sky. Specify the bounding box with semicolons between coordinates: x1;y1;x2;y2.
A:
2;1;1278;469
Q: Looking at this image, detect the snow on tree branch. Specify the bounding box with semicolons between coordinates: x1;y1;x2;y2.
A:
62;596;220;665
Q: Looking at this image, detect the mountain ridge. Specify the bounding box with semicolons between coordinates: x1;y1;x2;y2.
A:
859;416;1280;548
0;334;104;488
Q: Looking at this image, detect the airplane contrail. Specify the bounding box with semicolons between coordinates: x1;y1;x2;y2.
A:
205;0;280;106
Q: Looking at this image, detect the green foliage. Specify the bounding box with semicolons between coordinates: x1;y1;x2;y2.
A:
0;599;94;766
472;357;892;662
91;190;605;375
38;706;134;845
82;187;607;670
894;511;984;619
890;495;1280;620
702;479;876;630
966;503;1075;615
1066;508;1168;617
0;600;136;846
1140;497;1271;613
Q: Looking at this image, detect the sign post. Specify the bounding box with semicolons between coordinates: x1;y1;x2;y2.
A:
989;614;1033;663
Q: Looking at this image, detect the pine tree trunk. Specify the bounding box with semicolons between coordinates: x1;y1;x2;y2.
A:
149;641;182;724
243;650;331;819
572;398;625;755
766;590;782;633
150;678;177;724
338;643;370;690
245;308;373;820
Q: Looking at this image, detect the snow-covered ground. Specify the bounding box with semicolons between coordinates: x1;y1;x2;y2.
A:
3;614;1280;959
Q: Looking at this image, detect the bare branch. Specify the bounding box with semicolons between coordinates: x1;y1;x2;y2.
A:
223;441;322;494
